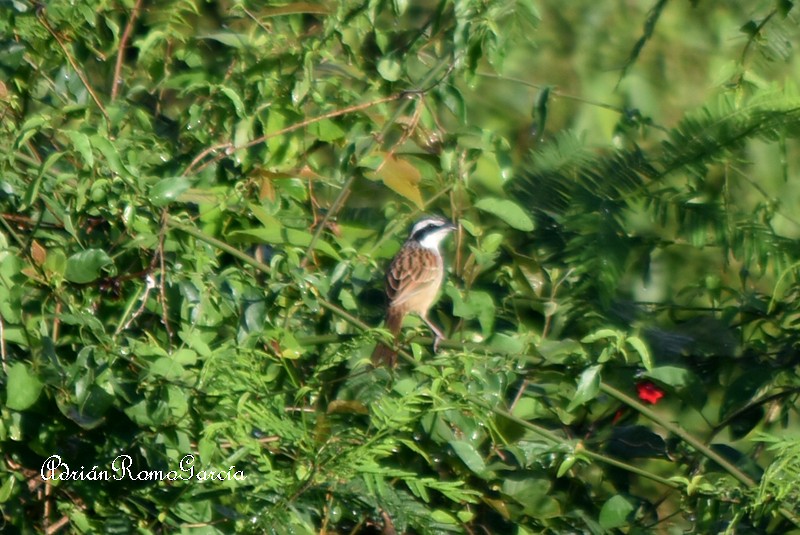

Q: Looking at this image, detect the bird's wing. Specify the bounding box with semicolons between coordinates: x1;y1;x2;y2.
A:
386;246;440;307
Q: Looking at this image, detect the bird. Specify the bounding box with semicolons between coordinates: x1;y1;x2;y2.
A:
371;215;457;366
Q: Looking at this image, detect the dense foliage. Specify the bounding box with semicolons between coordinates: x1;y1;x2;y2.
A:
2;0;800;533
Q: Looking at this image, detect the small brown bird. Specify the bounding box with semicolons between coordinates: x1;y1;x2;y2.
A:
372;216;457;366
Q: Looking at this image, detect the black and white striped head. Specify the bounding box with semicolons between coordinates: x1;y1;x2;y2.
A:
407;216;456;250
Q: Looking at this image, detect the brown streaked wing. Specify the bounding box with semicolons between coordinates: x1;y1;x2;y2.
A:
386;246;440;305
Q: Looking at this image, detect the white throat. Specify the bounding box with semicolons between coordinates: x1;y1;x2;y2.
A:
418;230;449;251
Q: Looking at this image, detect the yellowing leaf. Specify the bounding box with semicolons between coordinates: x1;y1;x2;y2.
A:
364;153;424;209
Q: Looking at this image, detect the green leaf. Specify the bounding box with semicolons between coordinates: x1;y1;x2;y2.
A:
556;455;577;477
440;84;467;123
501;477;561;519
532;85;551;139
487;333;524;354
450;440;488;477
599;495;635;529
90;135;132;178
626;336;653;370
643;365;704;408
580;328;620;343
718;367;772;420
310;119;346;142
199;31;248;48
0;475;16;503
536;338;587;364
57;384;114;430
220;86;246;117
64;130;94;167
448;288;495;336
377;56;402;81
6;362;43;410
430;510;458;524
474;198;534;231
567;365;601;412
228;227;341;259
65;249;113;284
150;357;186;380
740;20;758;37
150;176;191;207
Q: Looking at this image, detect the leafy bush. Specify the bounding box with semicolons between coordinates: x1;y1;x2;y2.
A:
2;0;800;533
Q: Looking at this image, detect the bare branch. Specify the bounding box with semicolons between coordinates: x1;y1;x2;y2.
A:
111;0;144;101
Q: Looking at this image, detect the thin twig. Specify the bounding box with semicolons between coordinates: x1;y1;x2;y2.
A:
52;301;61;344
477;71;669;132
158;210;174;347
185;58;453;178
240;6;272;34
44;516;69;535
43;477;52;532
117;274;156;334
110;0;144;101
37;10;110;123
739;9;777;67
374;93;422;174
299;174;355;269
182;94;404;176
164;217;272;273
0;313;5;374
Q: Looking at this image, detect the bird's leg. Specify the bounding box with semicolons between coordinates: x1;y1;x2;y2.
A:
422;315;445;353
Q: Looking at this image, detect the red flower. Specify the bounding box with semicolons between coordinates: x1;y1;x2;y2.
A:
636;381;665;405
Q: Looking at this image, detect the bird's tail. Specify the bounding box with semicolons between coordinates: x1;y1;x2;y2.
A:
371;308;403;367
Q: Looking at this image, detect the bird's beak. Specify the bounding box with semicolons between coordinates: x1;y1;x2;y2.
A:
446;221;457;231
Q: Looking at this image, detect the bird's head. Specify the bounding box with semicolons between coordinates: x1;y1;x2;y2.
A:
408;216;456;249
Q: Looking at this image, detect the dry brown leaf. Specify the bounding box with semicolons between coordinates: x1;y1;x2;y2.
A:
31;240;46;266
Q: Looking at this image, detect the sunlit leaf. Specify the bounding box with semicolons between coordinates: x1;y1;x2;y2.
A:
6;363;43;410
377;56;402;81
567;365;601;411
